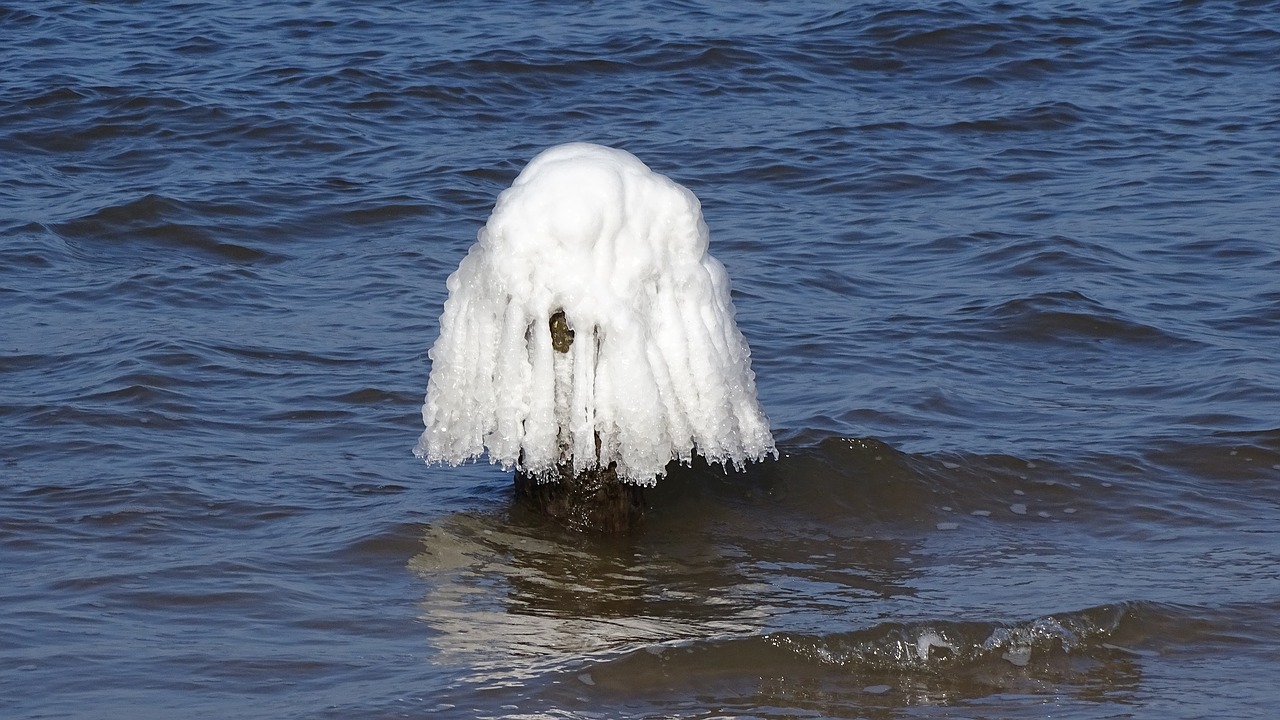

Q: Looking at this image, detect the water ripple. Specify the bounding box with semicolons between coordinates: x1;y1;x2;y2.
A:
4;2;1280;718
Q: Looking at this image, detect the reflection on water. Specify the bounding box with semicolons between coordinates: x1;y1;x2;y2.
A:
409;507;769;678
409;448;1142;713
408;452;925;681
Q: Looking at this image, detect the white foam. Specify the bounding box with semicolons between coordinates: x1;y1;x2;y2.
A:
415;143;775;485
915;631;955;661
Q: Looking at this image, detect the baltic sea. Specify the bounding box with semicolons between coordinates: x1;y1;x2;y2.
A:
3;2;1279;718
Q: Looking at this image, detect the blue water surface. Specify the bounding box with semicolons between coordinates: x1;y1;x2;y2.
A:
3;2;1279;718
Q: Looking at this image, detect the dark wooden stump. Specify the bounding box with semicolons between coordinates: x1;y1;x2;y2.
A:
511;308;648;534
513;462;646;534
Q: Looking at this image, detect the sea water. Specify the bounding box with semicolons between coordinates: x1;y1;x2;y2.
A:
3;2;1279;718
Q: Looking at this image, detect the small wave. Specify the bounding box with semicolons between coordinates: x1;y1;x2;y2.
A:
728;436;1094;525
968;289;1195;347
577;601;1171;697
941;101;1089;133
313;196;434;228
771;602;1138;672
890;23;1009;54
1143;429;1280;487
51;193;278;263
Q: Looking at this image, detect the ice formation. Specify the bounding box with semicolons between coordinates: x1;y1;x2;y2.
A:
415;143;774;486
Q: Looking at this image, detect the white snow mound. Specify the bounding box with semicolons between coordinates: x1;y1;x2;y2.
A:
415;142;774;485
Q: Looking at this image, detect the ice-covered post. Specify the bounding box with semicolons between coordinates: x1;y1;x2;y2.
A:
415;143;774;532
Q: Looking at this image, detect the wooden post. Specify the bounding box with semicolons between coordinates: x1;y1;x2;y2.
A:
512;310;647;533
